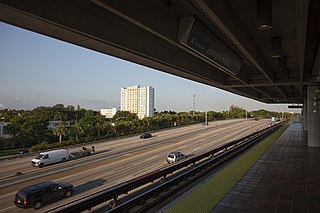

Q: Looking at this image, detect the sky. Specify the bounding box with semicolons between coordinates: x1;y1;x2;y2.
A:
0;22;301;113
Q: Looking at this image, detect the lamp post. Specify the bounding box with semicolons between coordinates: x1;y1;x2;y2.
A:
204;96;208;129
116;116;125;121
112;116;125;127
205;109;208;129
193;94;197;116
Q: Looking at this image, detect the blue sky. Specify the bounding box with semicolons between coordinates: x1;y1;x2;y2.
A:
0;22;300;113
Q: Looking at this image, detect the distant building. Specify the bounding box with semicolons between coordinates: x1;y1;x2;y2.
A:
120;85;154;119
0;122;10;138
47;121;71;130
100;108;117;118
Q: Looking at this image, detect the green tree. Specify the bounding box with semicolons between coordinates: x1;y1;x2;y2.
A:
113;111;138;121
95;115;104;137
79;110;100;137
229;105;246;118
114;120;130;135
53;123;67;143
6;112;50;148
102;121;115;135
73;120;84;142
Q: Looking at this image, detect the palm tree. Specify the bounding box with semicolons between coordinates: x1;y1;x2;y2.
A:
74;120;84;142
95;119;104;137
102;121;114;135
53;123;67;143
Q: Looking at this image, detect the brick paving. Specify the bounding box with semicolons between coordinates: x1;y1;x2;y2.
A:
211;122;320;213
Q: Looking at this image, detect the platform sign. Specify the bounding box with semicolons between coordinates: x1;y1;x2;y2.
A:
178;16;242;75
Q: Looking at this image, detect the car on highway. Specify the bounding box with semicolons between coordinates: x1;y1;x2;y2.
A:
166;151;186;164
140;132;152;139
14;181;73;209
18;148;29;154
31;149;70;168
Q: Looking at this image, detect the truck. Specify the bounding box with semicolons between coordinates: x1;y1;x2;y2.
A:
31;149;70;168
69;146;94;158
31;146;95;168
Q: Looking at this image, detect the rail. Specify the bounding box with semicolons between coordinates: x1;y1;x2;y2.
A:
45;121;286;213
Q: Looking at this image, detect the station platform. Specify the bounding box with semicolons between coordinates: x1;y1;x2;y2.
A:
164;122;320;213
211;122;320;213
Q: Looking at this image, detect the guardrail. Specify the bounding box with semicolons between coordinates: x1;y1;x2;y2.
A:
45;121;285;213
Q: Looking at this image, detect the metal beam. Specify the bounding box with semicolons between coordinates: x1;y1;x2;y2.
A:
223;78;301;88
312;43;320;76
191;0;288;99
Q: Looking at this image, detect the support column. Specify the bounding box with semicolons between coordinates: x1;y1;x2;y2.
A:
307;86;320;147
303;98;308;131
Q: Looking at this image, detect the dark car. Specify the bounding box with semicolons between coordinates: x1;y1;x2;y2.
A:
140;133;152;139
14;181;73;209
18;148;29;154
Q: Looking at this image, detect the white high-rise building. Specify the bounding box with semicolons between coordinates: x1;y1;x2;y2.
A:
121;85;154;119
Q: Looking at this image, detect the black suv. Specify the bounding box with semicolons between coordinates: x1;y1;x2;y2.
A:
14;181;73;209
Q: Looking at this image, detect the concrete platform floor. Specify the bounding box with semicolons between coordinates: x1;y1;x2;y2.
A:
211;122;320;213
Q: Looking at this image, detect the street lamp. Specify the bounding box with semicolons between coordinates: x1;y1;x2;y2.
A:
193;94;197;116
205;109;208;129
115;116;125;121
111;116;125;127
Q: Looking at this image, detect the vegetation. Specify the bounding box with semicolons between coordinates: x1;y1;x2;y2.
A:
0;104;297;153
0;148;21;157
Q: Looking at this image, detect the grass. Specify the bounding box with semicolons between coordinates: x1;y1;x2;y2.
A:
165;124;289;213
0;148;21;157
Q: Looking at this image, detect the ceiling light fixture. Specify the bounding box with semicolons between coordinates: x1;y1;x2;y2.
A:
257;0;272;30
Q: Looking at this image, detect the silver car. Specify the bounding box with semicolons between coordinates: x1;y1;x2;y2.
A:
166;151;186;164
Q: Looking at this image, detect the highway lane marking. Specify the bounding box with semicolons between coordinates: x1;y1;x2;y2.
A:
94;174;107;180
0;205;15;212
0;191;16;199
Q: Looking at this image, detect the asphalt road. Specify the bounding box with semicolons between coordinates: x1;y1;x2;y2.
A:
0;119;271;212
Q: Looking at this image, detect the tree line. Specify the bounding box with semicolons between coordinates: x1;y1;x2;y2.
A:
0;104;295;152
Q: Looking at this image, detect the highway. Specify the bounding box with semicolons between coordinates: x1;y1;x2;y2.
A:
0;119;271;212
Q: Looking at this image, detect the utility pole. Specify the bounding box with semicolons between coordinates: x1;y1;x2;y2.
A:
193;94;197;116
205;109;208;129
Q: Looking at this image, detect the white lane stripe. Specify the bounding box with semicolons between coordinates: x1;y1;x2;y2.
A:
0;205;15;212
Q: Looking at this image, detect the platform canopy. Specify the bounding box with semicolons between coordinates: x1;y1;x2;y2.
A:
1;0;319;104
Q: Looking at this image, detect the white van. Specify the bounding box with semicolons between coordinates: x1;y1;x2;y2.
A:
31;149;70;168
